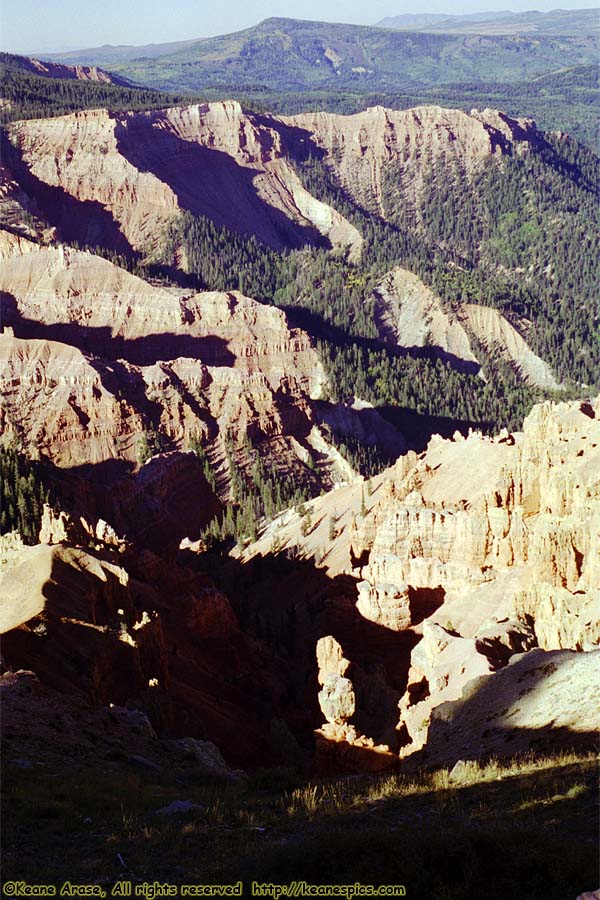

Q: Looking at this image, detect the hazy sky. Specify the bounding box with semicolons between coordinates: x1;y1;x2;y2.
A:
2;0;596;53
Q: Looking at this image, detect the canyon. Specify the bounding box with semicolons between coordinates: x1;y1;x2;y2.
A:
2;396;598;773
2;98;572;403
0;94;598;783
0;226;373;544
236;396;600;768
1;30;599;894
3;101;542;262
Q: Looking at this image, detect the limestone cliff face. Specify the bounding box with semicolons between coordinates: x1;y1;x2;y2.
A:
354;398;600;756
461;303;560;389
0;331;144;466
0;238;331;484
18;57;125;84
240;397;600;764
6;102;360;257
286;105;540;219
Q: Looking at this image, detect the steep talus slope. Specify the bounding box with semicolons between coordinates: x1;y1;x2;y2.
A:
372;267;560;387
418;648;600;767
373;267;479;372
461;303;560;389
237;397;600;767
0;237;333;482
4;101;361;257
286;105;540;218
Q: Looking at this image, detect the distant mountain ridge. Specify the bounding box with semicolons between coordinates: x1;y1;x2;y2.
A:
376;11;523;29
0;52;131;85
3;48;597;151
41;38;202;65
42;17;599;91
377;7;600;35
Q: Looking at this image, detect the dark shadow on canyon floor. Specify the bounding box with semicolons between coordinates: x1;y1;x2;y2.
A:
181;548;421;754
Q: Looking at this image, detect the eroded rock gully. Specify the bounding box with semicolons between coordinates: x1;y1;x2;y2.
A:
1;396;599;773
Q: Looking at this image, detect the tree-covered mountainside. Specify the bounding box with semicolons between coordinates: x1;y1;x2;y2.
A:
164;212;540;434
0;53;199;124
0;448;53;542
46;18;599;93
152;146;594;454
159;124;599;397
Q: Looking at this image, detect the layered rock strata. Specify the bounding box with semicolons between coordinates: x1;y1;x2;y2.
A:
5;102;361;257
4;103;545;263
286;105;540;219
18;57;125;84
241;397;600;764
0;237;343;496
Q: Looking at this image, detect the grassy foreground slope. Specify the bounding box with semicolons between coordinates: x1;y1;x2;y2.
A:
3;753;598;898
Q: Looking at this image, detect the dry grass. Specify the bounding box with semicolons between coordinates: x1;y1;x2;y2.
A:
2;750;598;899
